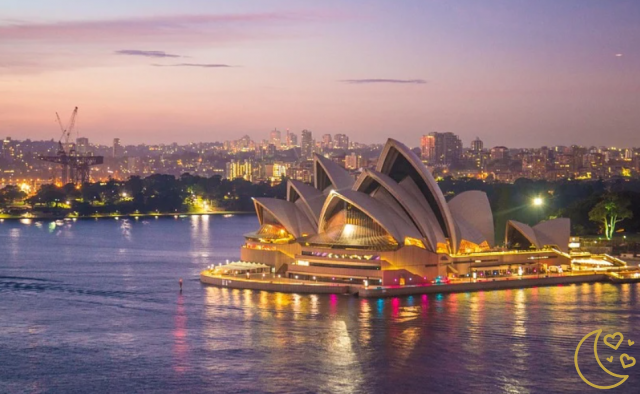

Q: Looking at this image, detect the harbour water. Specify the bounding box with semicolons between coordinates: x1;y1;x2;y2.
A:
1;215;639;393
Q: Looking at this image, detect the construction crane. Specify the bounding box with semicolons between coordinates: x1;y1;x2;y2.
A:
40;107;104;185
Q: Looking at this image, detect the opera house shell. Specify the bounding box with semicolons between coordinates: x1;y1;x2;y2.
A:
242;139;571;286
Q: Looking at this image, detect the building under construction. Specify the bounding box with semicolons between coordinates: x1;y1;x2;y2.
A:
39;107;104;185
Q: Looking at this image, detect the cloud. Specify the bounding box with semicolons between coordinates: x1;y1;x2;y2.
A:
0;13;324;44
341;79;427;84
0;11;333;74
116;50;181;58
152;63;234;68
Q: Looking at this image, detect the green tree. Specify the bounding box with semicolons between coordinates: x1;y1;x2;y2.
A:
0;185;27;207
589;194;633;240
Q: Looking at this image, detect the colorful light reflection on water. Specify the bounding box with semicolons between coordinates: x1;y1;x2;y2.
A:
1;216;639;394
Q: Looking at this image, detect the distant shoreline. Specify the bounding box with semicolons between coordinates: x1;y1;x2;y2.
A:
0;211;254;221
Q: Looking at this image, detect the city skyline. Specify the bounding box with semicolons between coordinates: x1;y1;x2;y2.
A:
1;1;639;147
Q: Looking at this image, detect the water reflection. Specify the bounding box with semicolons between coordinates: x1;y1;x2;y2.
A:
2;217;639;394
173;294;188;373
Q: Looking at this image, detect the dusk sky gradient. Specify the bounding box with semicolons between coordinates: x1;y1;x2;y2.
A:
1;0;639;148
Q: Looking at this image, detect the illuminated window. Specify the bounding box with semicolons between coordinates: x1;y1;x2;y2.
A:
404;237;426;249
459;240;491;254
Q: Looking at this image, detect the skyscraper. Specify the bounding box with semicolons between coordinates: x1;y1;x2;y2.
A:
334;134;349;150
226;159;253;181
421;132;462;165
269;129;281;149
420;134;435;160
285;130;298;148
112;138;122;158
2;137;13;159
321;134;333;149
76;137;90;155
471;137;483;153
301;130;313;160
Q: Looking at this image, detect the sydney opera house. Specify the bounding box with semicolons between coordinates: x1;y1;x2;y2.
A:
240;139;571;286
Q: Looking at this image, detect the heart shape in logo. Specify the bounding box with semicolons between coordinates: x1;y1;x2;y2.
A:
620;354;636;369
604;332;624;350
607;356;613;362
629;340;635;347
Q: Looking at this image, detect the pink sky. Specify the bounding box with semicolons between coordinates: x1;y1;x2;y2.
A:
1;0;638;148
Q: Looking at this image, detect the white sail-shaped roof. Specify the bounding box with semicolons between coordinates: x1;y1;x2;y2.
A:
398;176;447;249
286;179;325;226
449;191;495;248
253;197;317;239
318;189;423;244
506;218;570;252
534;218;570;253
354;169;439;251
506;220;539;248
314;154;354;193
376;138;459;253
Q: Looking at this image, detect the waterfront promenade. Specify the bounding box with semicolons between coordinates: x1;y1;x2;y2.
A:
200;270;351;294
200;269;633;297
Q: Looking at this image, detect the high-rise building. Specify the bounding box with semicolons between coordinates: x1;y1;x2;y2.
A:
112;138;122;158
345;152;363;170
471;137;483;153
2;137;13;159
226;159;253;181
321;134;333;149
265;162;287;180
334;134;349;150
301;130;314;160
421;132;462;165
490;146;509;161
269;129;281;149
285;130;298;148
76;137;90;155
289;132;298;147
421;134;435;160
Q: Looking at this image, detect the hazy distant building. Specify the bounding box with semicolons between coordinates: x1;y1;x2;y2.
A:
490;146;509;161
285;131;297;148
345;152;363;170
421;132;462;165
334;134;349;150
266;144;277;157
238;135;252;150
226;159;253;181
265;162;287;180
127;157;141;175
301;130;314;160
2;137;13;159
471;137;483;153
76;137;90;155
321;134;332;149
269;129;281;150
112;138;122;158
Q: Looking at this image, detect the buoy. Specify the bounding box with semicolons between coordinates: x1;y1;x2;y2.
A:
179;278;183;292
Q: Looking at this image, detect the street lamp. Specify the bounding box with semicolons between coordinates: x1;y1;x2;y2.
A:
533;196;544;223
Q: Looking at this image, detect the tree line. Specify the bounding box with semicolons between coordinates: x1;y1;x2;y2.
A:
1;175;636;240
1;174;285;216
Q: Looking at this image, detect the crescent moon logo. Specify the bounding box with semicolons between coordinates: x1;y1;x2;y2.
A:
574;329;630;390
